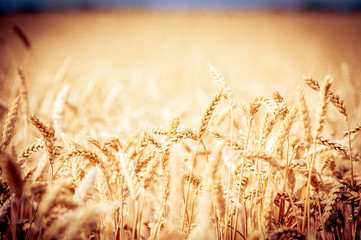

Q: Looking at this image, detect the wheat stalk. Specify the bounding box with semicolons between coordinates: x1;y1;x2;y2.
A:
303;76;332;235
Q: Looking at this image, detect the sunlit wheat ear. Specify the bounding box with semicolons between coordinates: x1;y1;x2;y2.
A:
231;170;248;201
87;137;120;175
240;150;281;170
17;141;44;166
197;91;223;139
272;91;283;102
52;85;70;135
103;137;122;152
29;114;57;166
304;76;347;117
1;95;19;153
343;123;361;137
209;128;244;151
70;157;83;182
64;145;112;194
314;76;332;138
264;91;288;119
135;130;195;174
273;105;298;159
152;127;168;135
209;65;233;105
168;116;180;134
318;137;359;162
249;96;264;118
162;116;180;171
297;86;311;150
136;131;160;159
260;112;278;149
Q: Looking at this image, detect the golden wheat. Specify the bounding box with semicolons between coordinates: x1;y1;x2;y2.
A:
0;64;360;240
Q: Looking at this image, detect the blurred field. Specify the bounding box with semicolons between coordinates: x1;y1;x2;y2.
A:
1;11;361;239
1;11;361;131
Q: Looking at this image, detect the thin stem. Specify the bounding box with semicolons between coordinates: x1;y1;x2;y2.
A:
137;192;146;240
25;203;39;240
187;185;201;236
346;118;355;240
227;224;246;240
131;201;139;240
49;163;54;182
120;176;124;232
279;137;290;225
316;192;326;240
181;142;201;232
233;119;252;240
224;105;233;240
285;189;300;232
353;198;361;240
213;205;220;240
154;204;165;240
302;138;317;235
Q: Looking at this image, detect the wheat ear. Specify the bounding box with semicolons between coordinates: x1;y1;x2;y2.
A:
273;105;298;159
260;112;278;149
304;76;346;116
17;141;44;166
1;96;20;153
209;128;244;151
29;114;57;178
344;123;361;137
297;86;311;150
209;65;233;105
197;91;223;138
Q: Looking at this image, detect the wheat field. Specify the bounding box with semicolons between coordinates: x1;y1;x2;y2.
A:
0;11;361;240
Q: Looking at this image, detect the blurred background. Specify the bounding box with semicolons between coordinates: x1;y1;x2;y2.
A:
1;0;361;133
1;0;361;12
